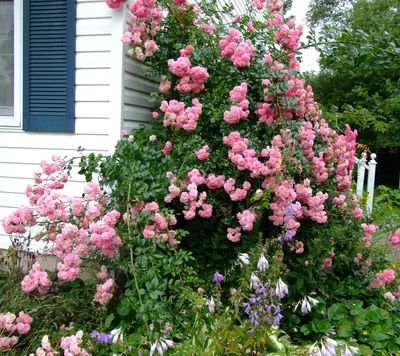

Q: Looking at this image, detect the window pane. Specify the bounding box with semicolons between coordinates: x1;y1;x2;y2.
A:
0;1;14;116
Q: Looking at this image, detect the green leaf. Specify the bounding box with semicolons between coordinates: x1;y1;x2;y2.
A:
296;278;304;291
105;313;114;327
366;310;380;323
389;342;400;353
300;324;311;336
315;320;332;333
370;330;390;342
350;300;364;315
328;303;346;320
117;303;130;317
337;319;353;338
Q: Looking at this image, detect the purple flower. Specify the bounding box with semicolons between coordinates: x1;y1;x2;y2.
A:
243;282;284;330
284;203;297;216
213;271;224;286
283;232;293;241
89;331;99;339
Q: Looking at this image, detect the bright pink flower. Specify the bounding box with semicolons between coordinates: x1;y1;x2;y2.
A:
106;0;127;9
321;257;333;272
60;331;89;356
159;76;171;94
371;269;396;287
162;141;173;155
21;262;52;295
168;56;191;77
202;24;215;33
384;292;395;301
2;205;36;234
94;278;115;305
195;145;209;160
389;229;400;246
227;227;242;242
237;209;256;231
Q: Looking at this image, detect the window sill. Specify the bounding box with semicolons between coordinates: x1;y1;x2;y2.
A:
0;116;21;127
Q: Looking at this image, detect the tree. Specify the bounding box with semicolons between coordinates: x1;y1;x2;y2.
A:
306;0;400;149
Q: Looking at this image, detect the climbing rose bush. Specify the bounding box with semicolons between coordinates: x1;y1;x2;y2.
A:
3;0;400;354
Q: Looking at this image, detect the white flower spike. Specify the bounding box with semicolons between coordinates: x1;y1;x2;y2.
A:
250;273;261;290
207;296;215;313
275;278;288;299
257;253;269;272
110;328;123;344
238;253;250;266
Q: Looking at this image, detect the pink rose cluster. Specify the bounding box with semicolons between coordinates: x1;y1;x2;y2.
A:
195;145;209;160
122;0;163;59
2;205;36;234
168;46;210;94
313;123;357;191
89;210;123;258
160;98;203;131
370;269;396;287
21;261;52;295
25;156;67;206
223;132;283;179
256;71;317;125
125;200;179;244
288;240;304;254
164;170;214;222
159;75;172;94
4;157;123;287
30;335;58;356
219;29;254;68
0;311;33;352
389;229;400;246
298;121;315;159
272;17;304;51
224;83;250;124
332;193;364;220
227;227;242;242
224;178;251;201
361;223;379;249
237;209;257;231
201;23;215;34
94;267;115;305
252;0;282;12
161;141;173;155
164;168;260;242
60;331;90;356
106;0;127;9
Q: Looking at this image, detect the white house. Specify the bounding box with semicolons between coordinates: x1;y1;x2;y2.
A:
0;0;161;249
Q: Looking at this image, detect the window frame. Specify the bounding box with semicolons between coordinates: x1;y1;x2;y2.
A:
0;0;22;127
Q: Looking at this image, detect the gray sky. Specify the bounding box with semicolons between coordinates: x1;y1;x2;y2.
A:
287;0;319;72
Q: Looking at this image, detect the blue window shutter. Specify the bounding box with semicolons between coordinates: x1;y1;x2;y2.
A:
23;0;76;132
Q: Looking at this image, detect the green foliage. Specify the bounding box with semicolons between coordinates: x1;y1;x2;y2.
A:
0;266;104;354
4;0;400;354
306;0;400;149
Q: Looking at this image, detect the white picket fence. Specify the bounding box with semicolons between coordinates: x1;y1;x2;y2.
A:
354;152;377;215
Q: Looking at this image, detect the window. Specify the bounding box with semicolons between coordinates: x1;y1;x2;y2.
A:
0;0;14;117
0;0;76;131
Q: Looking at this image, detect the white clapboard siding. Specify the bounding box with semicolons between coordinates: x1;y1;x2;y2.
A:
121;2;158;131
123;55;158;130
0;148;107;164
0;163;82;180
0;0;121;247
